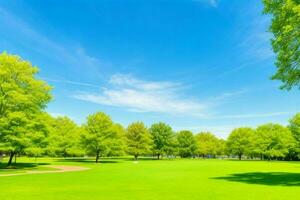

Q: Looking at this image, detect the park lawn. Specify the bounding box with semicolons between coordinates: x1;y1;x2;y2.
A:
0;158;300;200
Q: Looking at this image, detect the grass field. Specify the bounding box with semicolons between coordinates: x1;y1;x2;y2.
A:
1;158;300;200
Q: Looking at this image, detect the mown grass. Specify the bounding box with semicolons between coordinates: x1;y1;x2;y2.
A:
1;158;300;200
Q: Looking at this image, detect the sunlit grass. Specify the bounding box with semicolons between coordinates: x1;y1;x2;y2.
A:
1;158;300;200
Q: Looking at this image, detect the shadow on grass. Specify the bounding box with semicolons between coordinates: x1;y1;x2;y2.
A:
55;158;120;164
213;172;300;186
55;157;162;163
0;162;49;170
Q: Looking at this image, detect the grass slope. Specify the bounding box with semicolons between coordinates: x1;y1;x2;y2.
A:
1;158;300;200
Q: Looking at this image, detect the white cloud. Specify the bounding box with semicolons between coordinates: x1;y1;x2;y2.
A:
74;74;207;116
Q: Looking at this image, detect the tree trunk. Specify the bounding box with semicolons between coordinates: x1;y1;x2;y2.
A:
95;151;100;163
7;151;15;166
157;154;160;160
238;154;242;160
134;155;138;160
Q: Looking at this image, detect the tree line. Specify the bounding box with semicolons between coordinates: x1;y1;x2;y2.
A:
1;53;300;166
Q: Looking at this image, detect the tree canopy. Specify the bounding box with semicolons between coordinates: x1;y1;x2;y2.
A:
149;122;174;159
263;0;300;89
0;53;52;165
195;132;220;158
125;122;152;160
81;112;123;163
176;130;197;158
254;123;295;159
226;128;254;160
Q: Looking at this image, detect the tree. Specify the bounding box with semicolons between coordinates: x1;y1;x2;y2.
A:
0;53;52;166
149;122;174;159
125;122;152;160
263;0;300;90
47;116;83;157
81;112;122;163
195;132;219;158
108;123;126;156
226;128;254;160
254;123;296;160
24;112;53;160
176;130;197;158
216;139;226;157
289;113;300;159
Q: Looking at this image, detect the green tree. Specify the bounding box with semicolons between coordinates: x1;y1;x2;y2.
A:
216;139;226;157
289;113;300;159
81;112;122;163
226;128;254;160
149;122;174;159
24;112;53;159
254;123;296;160
108;123;126;156
263;0;300;89
0;53;52;166
125;122;152;160
176;130;197;158
47;116;83;157
195;132;219;158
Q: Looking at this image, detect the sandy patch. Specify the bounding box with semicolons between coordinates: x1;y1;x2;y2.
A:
0;165;89;177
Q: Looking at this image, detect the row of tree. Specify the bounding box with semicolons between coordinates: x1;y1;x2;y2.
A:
2;109;300;165
1;52;300;166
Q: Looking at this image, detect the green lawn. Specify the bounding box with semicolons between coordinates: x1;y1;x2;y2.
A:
1;158;300;200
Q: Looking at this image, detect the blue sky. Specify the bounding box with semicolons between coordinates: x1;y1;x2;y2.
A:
0;0;299;138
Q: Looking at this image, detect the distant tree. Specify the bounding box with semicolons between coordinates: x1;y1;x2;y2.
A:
81;112;122;163
0;53;52;166
254;123;296;160
149;122;174;159
125;122;152;160
24;112;53;159
195;132;219;158
47;116;83;157
216;139;226;157
263;0;300;90
108;123;126;156
226;128;254;160
289;113;300;159
176;130;197;158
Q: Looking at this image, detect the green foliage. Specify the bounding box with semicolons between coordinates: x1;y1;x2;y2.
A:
289;113;300;158
254;123;296;159
226;128;254;160
47;116;83;157
149;122;174;159
176;130;197;158
125;122;152;159
263;0;300;89
0;53;52;165
81;112;123;162
195;132;220;157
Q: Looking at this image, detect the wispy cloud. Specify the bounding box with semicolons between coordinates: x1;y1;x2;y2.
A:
206;111;294;120
44;78;99;88
0;6;103;78
194;0;218;7
74;74;207;116
238;17;274;62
